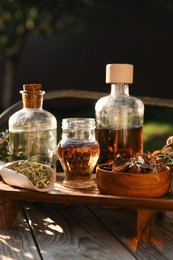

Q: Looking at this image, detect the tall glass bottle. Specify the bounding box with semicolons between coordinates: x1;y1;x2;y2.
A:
95;63;144;164
8;84;57;170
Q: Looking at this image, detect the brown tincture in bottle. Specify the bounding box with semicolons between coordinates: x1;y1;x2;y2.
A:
8;84;57;169
95;64;144;164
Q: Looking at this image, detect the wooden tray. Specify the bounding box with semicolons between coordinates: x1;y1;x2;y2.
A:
1;173;173;243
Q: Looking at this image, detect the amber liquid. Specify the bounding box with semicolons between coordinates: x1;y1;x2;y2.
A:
57;142;100;188
96;127;143;164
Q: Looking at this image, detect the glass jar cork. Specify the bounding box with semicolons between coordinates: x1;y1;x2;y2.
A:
21;84;44;108
57;118;100;189
8;84;57;170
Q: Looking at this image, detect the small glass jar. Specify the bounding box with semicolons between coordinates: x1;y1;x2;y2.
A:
57;118;100;189
8;84;57;170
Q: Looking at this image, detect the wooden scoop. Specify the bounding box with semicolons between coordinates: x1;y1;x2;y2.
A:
0;160;56;192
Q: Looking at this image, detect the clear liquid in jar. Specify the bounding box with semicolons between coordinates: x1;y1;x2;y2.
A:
9;129;57;169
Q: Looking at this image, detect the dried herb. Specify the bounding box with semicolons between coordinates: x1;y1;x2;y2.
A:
0;130;11;162
13;160;53;189
111;152;167;174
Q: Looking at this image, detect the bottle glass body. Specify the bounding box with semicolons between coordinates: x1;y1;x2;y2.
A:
95;84;144;164
57;118;100;188
8;85;57;170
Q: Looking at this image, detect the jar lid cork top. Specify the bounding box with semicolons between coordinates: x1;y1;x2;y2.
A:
106;64;134;84
22;84;42;91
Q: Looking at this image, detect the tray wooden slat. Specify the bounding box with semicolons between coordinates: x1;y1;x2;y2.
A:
1;174;173;212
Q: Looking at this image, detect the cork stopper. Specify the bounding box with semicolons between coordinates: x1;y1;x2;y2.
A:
20;84;45;108
106;64;134;84
22;84;42;92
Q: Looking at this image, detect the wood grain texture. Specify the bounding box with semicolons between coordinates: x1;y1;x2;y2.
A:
0;210;41;260
1;200;173;259
19;202;173;260
0;198;21;229
23;202;136;260
1;174;173;211
91;206;173;259
96;166;171;197
1;174;173;246
137;209;156;243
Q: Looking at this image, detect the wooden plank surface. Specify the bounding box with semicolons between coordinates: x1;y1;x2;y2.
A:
0;210;41;260
92;205;173;259
23;202;136;260
20;202;173;260
1;201;173;259
1;174;173;211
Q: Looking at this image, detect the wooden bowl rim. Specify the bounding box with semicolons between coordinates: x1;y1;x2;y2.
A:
96;165;171;177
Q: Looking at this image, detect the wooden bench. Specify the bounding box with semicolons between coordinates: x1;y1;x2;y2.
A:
0;173;173;243
1;89;173;245
1;89;173;127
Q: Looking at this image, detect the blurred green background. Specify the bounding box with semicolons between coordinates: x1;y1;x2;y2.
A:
143;106;173;151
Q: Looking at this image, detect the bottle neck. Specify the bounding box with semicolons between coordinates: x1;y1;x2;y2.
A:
21;91;44;109
110;83;129;97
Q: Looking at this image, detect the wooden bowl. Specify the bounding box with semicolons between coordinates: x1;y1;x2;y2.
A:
96;164;171;197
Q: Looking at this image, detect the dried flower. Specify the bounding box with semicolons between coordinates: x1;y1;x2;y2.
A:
0;130;11;162
135;155;145;167
13;160;53;189
111;152;167;174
